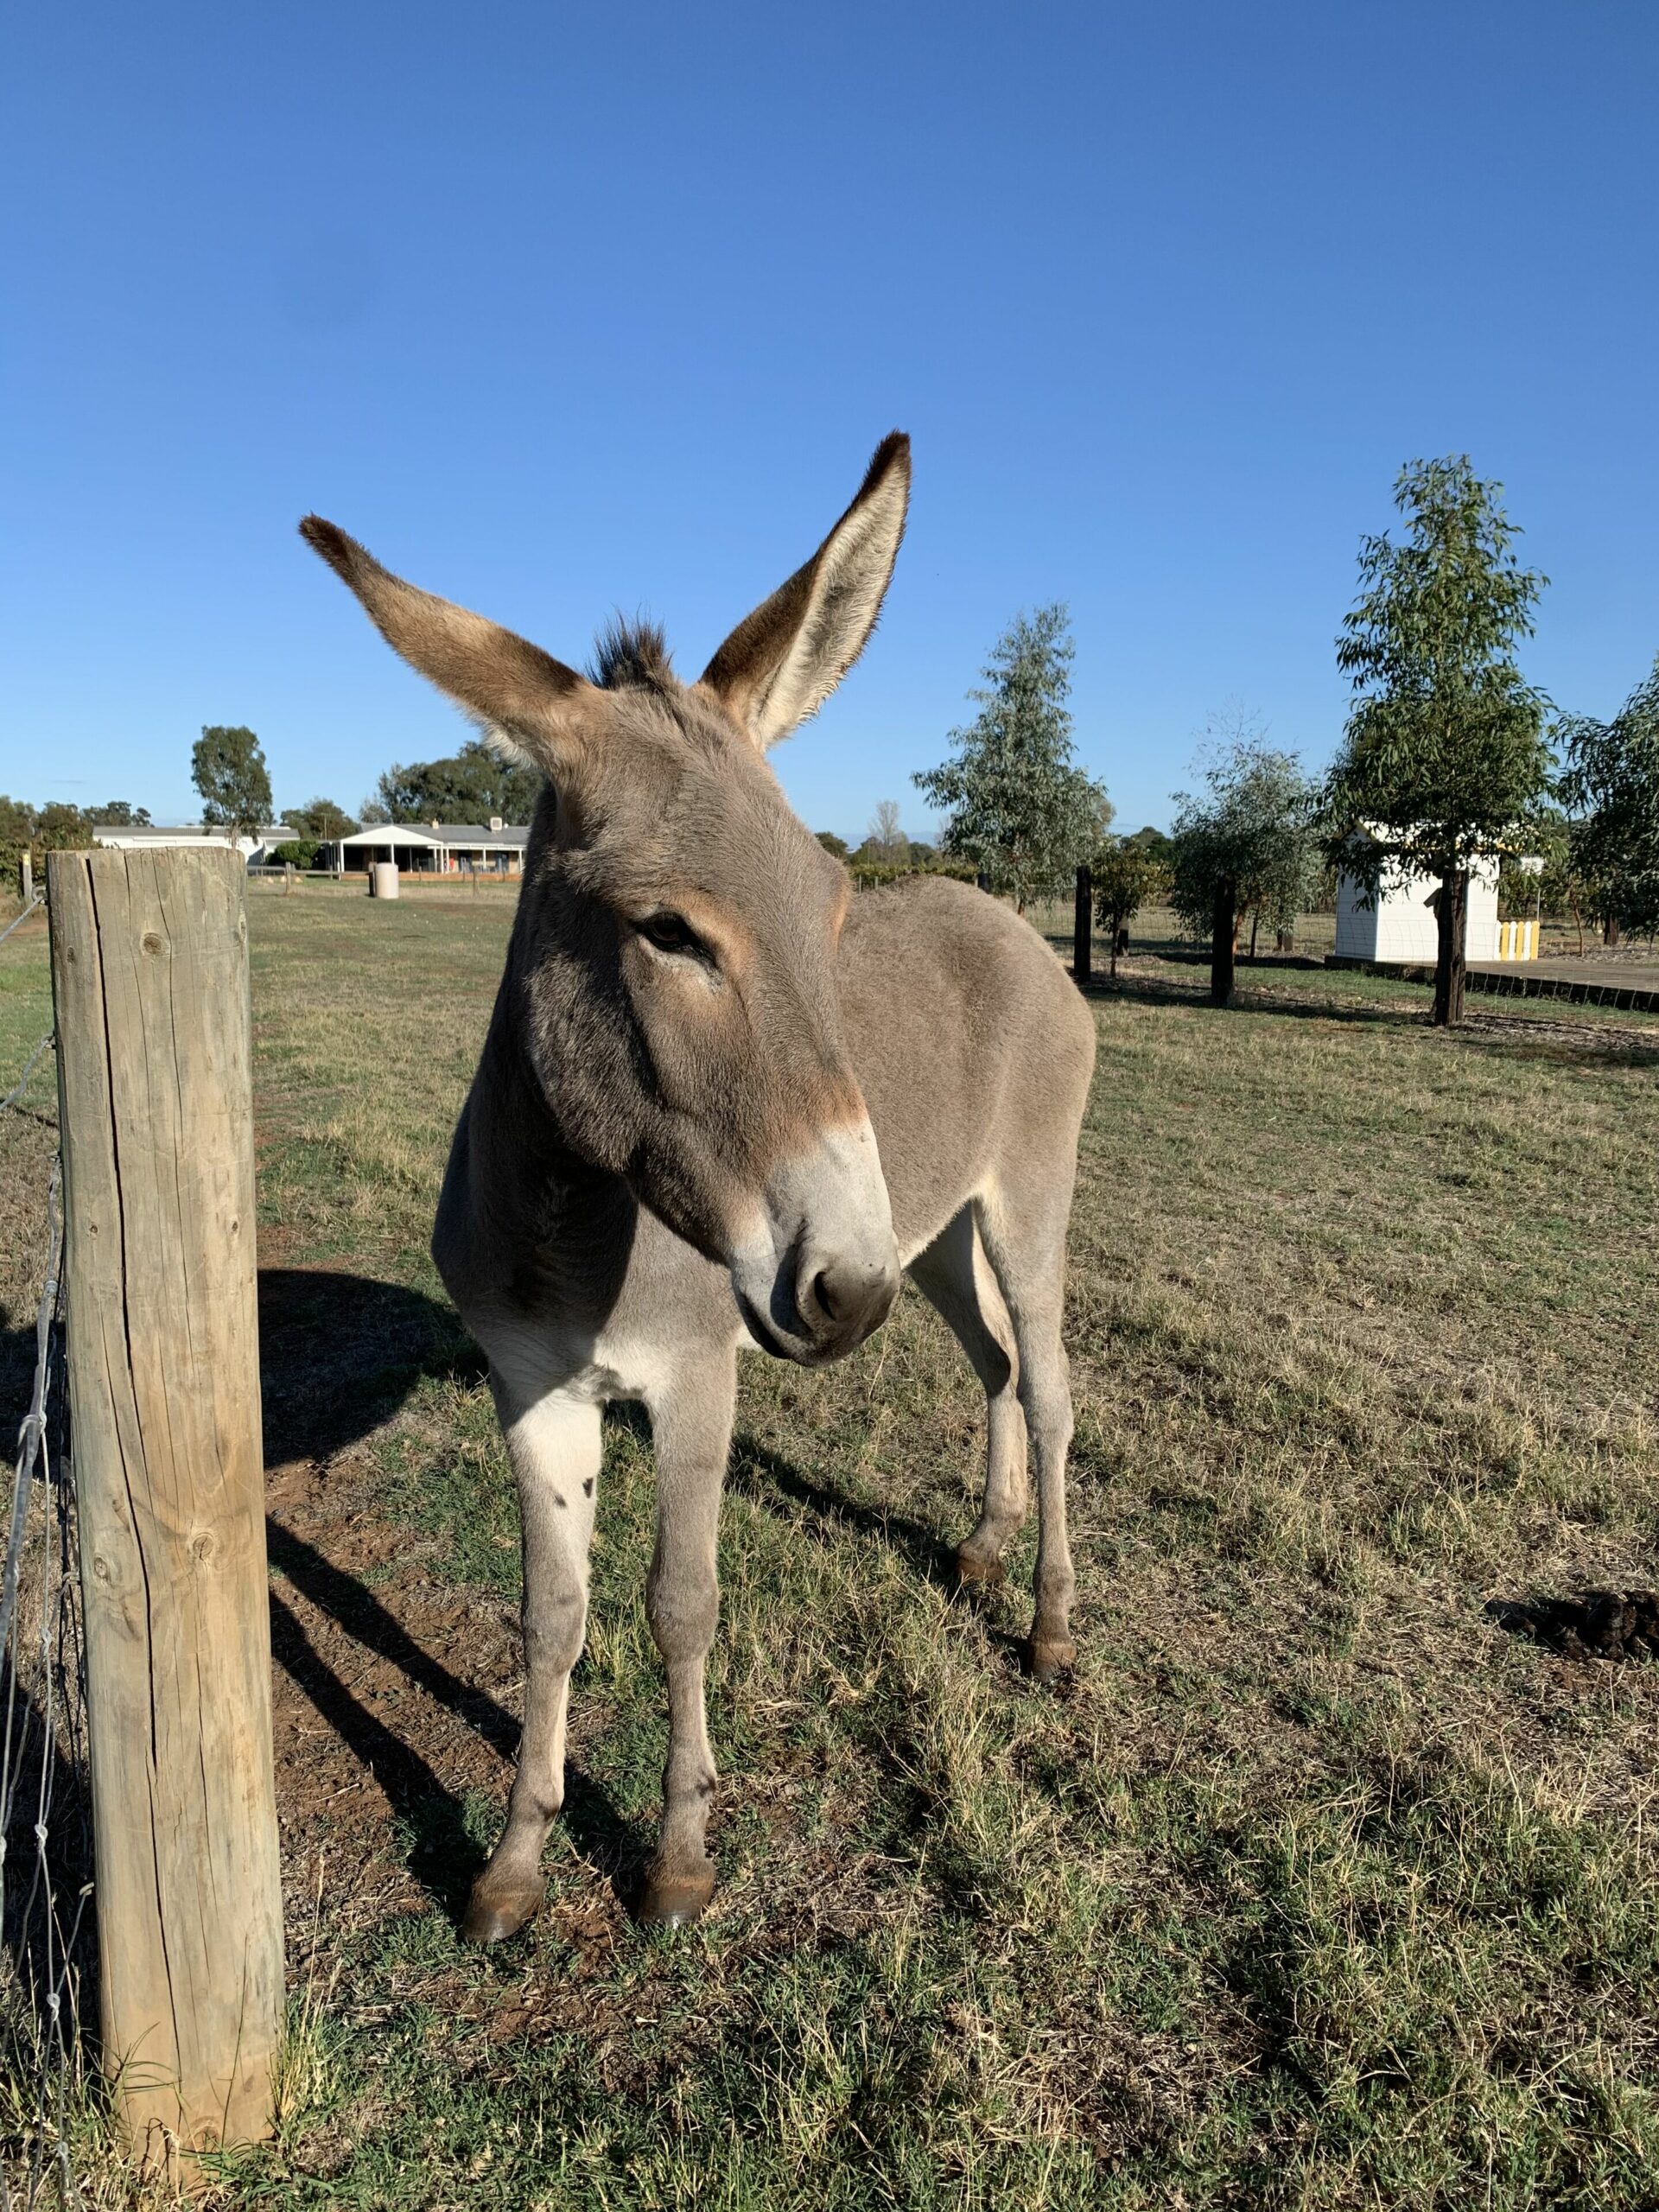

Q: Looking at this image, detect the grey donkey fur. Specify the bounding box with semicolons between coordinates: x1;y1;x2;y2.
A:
300;435;1096;1936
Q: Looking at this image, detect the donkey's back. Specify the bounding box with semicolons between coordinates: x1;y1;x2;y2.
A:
839;874;1095;1264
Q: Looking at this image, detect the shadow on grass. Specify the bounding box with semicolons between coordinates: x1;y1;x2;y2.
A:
1079;968;1431;1028
728;1433;962;1596
258;1267;486;1469
268;1517;644;1920
259;1268;644;1919
1079;964;1659;1063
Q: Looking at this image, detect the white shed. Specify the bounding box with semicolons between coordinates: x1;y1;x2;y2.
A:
1334;836;1502;963
92;823;296;868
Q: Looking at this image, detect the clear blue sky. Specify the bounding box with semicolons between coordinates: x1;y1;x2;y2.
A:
4;2;1656;840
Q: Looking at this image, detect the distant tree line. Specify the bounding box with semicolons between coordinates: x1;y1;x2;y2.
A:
11;480;1656;1018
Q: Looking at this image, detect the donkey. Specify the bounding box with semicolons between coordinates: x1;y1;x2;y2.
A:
300;434;1096;1935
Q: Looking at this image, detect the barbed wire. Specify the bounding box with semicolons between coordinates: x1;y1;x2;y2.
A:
1;1155;92;2209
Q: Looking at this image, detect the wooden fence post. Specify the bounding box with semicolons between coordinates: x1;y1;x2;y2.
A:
1073;864;1092;986
48;845;283;2171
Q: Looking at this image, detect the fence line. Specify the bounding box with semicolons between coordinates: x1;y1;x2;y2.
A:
0;1036;54;1120
0;899;43;950
1;1152;93;2209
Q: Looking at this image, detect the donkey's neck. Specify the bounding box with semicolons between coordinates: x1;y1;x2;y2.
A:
472;965;640;1327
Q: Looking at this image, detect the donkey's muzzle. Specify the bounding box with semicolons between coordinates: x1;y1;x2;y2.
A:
731;1115;899;1366
737;1236;899;1366
793;1243;900;1361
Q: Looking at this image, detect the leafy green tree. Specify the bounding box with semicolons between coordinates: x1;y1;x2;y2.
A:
376;737;541;825
285;796;359;841
89;800;152;825
913;606;1110;913
0;798;98;895
1091;835;1166;977
1555;655;1659;943
1169;741;1320;1006
1326;456;1550;1025
814;830;850;860
193;725;274;841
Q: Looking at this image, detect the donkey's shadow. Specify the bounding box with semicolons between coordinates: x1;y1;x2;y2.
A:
727;1433;963;1596
603;1396;963;1597
259;1268;642;1922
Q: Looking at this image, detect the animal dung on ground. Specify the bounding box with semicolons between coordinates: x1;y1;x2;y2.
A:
1486;1591;1659;1664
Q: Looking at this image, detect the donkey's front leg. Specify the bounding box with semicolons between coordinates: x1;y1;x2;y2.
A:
637;1351;734;1927
463;1381;601;1944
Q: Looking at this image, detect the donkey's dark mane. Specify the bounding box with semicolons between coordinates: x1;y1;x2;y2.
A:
590;615;674;691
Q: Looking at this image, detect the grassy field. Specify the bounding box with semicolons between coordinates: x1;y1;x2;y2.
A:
3;885;1659;2209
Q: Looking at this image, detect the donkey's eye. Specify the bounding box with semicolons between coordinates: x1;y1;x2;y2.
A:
637;911;706;960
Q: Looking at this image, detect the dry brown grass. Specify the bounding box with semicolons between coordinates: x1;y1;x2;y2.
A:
4;887;1658;2208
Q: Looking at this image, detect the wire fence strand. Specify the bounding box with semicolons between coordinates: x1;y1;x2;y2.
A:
1;1154;93;2209
0;899;43;950
0;1036;54;1120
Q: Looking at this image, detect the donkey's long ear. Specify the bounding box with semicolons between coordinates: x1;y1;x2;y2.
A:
299;517;599;775
699;432;910;749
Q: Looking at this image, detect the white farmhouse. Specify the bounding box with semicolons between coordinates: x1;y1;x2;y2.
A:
1334;833;1536;963
324;818;529;876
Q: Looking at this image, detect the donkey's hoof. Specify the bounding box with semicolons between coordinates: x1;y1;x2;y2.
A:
461;1876;543;1946
636;1861;715;1929
1023;1636;1077;1685
955;1546;1007;1591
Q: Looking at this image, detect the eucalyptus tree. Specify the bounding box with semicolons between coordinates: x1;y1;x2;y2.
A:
193;725;274;842
866;800;908;863
377;735;543;825
285;796;360;841
1168;740;1320;1006
1326;456;1549;1025
1556;655;1659;943
915;605;1110;912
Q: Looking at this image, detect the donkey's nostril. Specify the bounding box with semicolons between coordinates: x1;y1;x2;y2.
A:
810;1268;843;1324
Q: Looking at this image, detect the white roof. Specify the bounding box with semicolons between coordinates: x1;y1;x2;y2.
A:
335;821;530;849
336;824;445;848
92;823;293;847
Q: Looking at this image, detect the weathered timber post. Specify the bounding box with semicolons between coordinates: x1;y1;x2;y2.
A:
1210;880;1236;1007
48;845;283;2171
20;849;32;906
1072;865;1092;986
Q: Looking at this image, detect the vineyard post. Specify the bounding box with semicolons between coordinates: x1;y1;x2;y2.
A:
1073;863;1092;986
48;844;283;2171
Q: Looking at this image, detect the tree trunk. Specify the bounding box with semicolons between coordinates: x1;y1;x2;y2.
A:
1211;881;1236;1007
1109;914;1120;981
1249;910;1259;962
1604;914;1621;946
1433;864;1468;1027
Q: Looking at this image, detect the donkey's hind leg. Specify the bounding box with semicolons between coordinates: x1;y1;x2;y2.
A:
974;1184;1078;1683
637;1347;736;1926
908;1205;1027;1588
463;1374;601;1944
